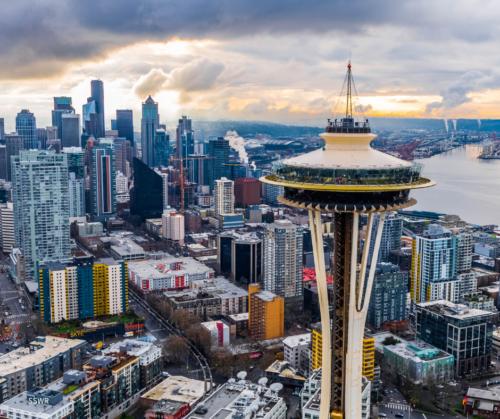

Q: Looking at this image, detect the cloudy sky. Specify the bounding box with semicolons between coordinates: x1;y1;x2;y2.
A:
1;0;499;131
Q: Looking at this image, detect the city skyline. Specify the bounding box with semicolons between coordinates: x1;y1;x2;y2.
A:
1;1;500;128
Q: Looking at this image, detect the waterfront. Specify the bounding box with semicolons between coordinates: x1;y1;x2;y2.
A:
413;144;500;226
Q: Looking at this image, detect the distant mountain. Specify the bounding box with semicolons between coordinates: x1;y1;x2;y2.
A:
193;118;500;139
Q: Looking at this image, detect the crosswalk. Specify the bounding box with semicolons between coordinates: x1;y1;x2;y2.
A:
384;402;410;411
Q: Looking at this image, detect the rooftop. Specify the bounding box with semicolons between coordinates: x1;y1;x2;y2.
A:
282;333;311;348
417;300;494;320
185;379;284;419
0;336;85;377
142;375;206;405
128;256;213;279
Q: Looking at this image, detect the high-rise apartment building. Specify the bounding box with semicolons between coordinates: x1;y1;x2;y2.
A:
12;150;71;278
90;141;116;220
141;96;159;167
161;211;185;244
39;259;128;324
61;113;80;148
68;172;86;218
52;97;75;140
456;231;473;273
90;80;105;138
374;212;403;262
248;283;284;340
62;147;85;179
15;109;37;149
0;202;14;253
263;220;304;301
416;300;494;376
116;109;134;145
214;177;234;217
411;224;458;304
0;118;4;141
367;263;408;329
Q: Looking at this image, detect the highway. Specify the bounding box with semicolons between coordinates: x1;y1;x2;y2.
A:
128;288;214;393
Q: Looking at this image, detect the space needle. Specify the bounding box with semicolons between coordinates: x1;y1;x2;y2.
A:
261;63;434;418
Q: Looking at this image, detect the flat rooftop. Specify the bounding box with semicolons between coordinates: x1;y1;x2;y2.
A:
283;333;311;348
102;338;160;359
142;375;206;405
128;256;213;279
0;336;85;377
417;299;493;320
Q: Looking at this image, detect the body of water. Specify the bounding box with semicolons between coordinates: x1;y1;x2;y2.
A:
412;144;500;226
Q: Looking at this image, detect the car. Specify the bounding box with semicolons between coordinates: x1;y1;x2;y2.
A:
395;414;404;418
378;414;387;418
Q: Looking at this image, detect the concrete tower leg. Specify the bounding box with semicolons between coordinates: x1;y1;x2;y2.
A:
309;210;387;419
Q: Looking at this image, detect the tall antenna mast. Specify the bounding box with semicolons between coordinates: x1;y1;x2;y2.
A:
346;61;353;118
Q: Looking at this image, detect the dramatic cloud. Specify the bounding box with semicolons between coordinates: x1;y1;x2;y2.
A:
426;71;494;114
133;59;224;98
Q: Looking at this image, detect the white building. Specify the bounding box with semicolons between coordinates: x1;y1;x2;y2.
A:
185;377;286;419
0;202;14;252
201;320;230;348
103;338;162;367
162;211;185;244
301;370;371;419
116;171;129;195
263;220;304;300
283;333;311;374
128;256;214;291
214;177;234;216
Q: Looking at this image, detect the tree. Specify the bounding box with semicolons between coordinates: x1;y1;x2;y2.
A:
186;324;212;355
163;336;189;363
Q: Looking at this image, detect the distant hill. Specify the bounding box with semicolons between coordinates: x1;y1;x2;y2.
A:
192;118;500;139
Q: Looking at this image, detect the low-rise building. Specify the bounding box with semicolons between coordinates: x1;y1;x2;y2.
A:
464;387;500;418
128;256;214;292
0;336;86;402
379;336;455;384
201;320;230;348
283;333;311;375
164;277;248;318
141;375;206;407
102;338;162;388
185;377;287;419
101;233;146;261
300;370;371;419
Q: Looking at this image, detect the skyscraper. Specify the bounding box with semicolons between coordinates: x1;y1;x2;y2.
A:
176;115;194;161
0;118;5;141
12;150;71;279
62;147;85;179
130;158;168;220
214;177;234;217
263;220;304;301
82;98;98;138
154;128;170;167
90;141;116;220
61;113;80;148
411;224;458;304
15;109;37;149
113;137;132;176
205;136;230;189
52;97;74;140
140;96;159;167
90;80;105;138
116;109;134;145
5;133;24;181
